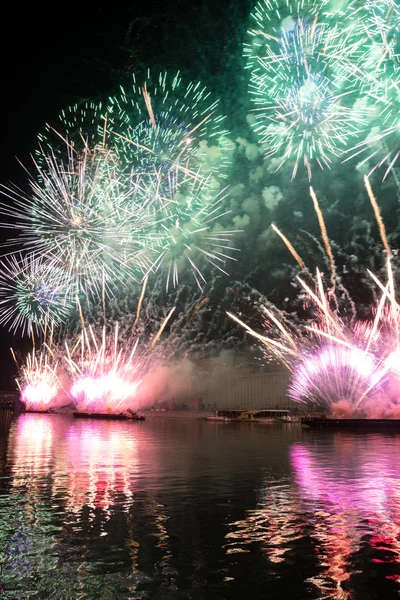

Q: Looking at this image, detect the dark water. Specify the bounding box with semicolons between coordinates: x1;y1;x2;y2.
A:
1;415;400;599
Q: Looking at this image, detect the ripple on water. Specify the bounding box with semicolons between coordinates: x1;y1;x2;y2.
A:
1;418;400;598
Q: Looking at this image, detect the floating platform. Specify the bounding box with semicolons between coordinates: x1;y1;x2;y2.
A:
25;409;52;414
303;418;400;431
73;412;145;421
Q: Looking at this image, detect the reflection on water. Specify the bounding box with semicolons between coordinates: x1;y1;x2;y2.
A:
226;432;400;599
64;420;138;518
1;418;400;598
291;437;400;599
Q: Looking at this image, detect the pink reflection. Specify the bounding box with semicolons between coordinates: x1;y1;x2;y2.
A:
65;421;138;518
9;414;55;484
291;439;400;596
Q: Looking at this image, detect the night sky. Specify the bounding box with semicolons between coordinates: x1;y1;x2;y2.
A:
0;1;253;388
0;1;399;389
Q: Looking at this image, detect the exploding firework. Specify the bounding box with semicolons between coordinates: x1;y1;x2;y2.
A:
0;253;72;334
106;71;233;188
0;148;156;296
228;181;400;415
0;145;239;305
134;175;240;290
244;0;370;177
23;69;240;295
66;324;143;414
243;0;400;177
37;101;110;158
65;304;175;415
15;347;61;412
250;72;365;179
344;77;400;180
332;0;400;178
38;72;233;194
228;265;398;413
288;345;388;412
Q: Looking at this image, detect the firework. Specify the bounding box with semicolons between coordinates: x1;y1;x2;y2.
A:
65;323;143;414
133;175;240;290
253;74;366;179
37;101;110;158
336;0;400;178
4;136;238;298
0;148;156;296
38;72;233;194
106;71;233;188
344;82;400;180
288;344;388;411
352;0;400;75
244;0;370;177
29;70;239;293
65;302;175;414
228;266;396;412
15;347;61;412
0;253;72;334
243;0;400;177
227;181;400;414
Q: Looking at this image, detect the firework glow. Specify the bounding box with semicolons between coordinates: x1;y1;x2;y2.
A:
65;323;144;414
64;301;176;414
15;346;62;412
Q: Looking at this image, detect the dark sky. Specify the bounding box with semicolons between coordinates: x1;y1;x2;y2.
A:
1;4;132;181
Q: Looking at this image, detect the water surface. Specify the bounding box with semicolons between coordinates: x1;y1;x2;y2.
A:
0;414;400;599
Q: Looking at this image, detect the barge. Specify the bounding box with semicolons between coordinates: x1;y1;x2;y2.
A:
303;418;400;431
73;411;145;421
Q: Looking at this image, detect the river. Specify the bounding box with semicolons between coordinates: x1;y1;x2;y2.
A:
0;413;399;599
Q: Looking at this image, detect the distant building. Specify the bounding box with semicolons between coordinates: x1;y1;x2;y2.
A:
188;356;298;412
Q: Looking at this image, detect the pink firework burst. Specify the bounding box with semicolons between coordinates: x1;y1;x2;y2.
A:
66;323;143;414
16;348;61;412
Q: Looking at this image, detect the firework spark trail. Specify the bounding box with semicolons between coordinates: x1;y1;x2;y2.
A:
132;275;148;331
271;224;305;270
262;306;298;351
297;273;343;337
226;311;297;363
150;307;176;349
142;84;157;132
309;187;336;285
364;175;392;260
